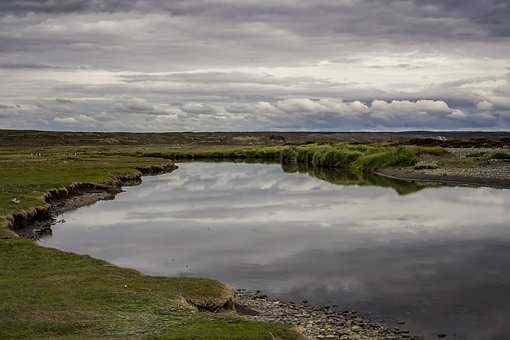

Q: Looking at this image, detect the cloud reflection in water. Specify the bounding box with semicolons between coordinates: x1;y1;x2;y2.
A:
39;162;510;339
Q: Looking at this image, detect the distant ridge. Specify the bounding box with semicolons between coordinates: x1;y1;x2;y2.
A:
1;129;510;147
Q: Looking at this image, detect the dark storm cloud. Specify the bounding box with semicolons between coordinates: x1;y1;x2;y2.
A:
1;0;508;72
412;0;510;37
0;0;509;131
0;62;79;69
2;0;508;39
0;0;132;14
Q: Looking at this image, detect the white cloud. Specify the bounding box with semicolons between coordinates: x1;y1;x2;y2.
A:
371;100;452;114
54;114;96;124
115;96;155;112
276;98;325;113
77;114;96;122
54;116;77;124
181;103;217;115
369;99;463;122
255;102;281;114
477;101;494;111
275;98;369;116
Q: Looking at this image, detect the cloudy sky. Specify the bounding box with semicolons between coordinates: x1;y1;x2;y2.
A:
0;0;509;131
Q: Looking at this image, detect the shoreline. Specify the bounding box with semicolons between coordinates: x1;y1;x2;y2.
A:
9;161;423;339
235;290;422;339
10;156;509;339
15;157;509;339
7;162;244;312
377;167;510;190
7;163;177;234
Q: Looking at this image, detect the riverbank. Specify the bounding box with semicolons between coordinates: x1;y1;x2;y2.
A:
378;147;510;190
16;155;422;339
0;147;301;339
2;142;508;339
235;290;422;340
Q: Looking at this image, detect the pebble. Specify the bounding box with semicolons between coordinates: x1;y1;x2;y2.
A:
235;290;423;340
420;148;510;182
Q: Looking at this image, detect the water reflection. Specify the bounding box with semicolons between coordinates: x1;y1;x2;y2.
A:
38;163;510;339
282;162;427;195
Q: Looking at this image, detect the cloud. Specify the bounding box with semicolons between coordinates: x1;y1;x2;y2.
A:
0;0;133;14
0;103;15;109
181;103;217;116
54;114;96;124
56;98;73;104
1;0;508;40
477;101;494;111
115;96;155;113
76;114;96;122
53;116;77;124
119;71;339;88
371;99;456;115
275;98;369;116
0;62;81;70
0;1;509;131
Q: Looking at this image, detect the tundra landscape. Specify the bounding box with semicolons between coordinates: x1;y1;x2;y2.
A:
2;131;510;339
1;0;510;339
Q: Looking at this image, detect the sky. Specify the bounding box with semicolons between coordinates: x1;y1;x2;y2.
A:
0;0;509;132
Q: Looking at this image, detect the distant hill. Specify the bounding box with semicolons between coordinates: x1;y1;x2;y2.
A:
1;129;510;147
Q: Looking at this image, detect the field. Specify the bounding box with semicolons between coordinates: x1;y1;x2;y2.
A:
1;129;508;339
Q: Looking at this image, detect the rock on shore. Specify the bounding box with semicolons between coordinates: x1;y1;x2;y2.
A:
235;290;423;340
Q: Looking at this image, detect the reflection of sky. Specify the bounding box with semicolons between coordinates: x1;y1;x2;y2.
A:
39;162;510;339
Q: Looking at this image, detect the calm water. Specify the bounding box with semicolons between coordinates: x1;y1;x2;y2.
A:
38;163;510;339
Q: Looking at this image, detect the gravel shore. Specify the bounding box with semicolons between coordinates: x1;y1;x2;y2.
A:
235;290;423;340
379;147;510;189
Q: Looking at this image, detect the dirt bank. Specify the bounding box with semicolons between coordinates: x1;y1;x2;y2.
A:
8;163;178;238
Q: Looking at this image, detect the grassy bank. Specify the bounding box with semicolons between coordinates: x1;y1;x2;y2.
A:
138;143;446;176
0;142;444;338
0;146;302;339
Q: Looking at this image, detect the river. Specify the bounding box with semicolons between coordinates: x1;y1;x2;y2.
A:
38;162;510;339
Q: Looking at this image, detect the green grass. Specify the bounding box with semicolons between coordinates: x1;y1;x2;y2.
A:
278;143;446;175
0;146;302;339
132;143;446;176
139;145;286;162
151;315;299;340
0;142;446;338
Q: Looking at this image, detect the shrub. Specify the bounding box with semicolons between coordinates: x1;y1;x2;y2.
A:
351;147;418;174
